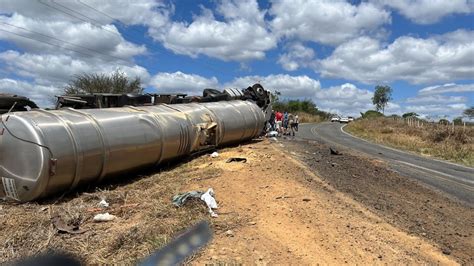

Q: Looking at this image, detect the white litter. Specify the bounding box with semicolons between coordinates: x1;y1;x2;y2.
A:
210;152;219;158
93;213;116;222
270;137;278;142
267;131;278;137
98;199;109;208
200;188;218;217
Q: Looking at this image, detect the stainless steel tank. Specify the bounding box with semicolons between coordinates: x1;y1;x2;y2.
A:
0;86;269;202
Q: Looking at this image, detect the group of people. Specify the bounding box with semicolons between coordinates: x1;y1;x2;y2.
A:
268;110;299;136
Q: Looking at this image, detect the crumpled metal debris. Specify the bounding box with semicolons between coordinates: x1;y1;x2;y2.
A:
51;214;87;234
330;147;342;155
226;157;247;163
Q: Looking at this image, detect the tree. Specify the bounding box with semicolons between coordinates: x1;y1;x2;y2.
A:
372;85;392;114
463;107;474;119
438;119;449;125
271;90;281;103
402;112;419;118
64;70;143;95
453;117;463;125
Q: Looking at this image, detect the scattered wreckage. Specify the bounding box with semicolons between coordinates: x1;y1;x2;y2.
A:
0;94;38;114
0;84;271;202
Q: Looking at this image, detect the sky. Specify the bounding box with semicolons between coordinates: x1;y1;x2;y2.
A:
0;0;473;120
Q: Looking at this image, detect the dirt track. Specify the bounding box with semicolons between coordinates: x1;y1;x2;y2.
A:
0;138;472;264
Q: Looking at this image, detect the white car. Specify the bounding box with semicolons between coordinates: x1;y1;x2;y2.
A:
331;116;340;122
339;117;349;123
348;116;354;122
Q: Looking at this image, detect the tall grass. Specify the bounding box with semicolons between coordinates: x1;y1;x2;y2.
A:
345;117;474;166
296;112;326;123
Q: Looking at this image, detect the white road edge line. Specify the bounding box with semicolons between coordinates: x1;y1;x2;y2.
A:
395;160;474;187
340;124;474;171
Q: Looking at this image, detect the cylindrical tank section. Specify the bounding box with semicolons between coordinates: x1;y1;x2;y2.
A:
0;99;266;202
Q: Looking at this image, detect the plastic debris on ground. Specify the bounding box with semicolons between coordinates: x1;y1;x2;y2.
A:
200;188;218;217
172;188;219;217
172;191;204;207
93;213;116;222
98;199;109;208
210;151;219;158
270;137;278;142
267;131;278;137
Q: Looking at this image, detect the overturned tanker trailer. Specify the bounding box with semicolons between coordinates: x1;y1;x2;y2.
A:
0;84;271;202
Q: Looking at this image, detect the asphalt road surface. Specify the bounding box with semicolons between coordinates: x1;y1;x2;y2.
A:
298;122;474;206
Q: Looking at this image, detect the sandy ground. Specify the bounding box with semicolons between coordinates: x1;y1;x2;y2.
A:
188;140;460;264
0;138;471;264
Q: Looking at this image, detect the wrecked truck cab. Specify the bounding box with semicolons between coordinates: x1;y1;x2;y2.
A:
0;84;271;202
0;94;38;114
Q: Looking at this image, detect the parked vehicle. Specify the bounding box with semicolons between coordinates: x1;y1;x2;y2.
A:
331;116;340;122
339;117;349;123
348;116;354;122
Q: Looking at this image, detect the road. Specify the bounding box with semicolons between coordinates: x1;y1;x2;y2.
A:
298;122;474;206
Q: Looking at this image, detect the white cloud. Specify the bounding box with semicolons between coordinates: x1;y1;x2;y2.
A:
0;0;171;27
278;43;316;71
403;83;473;119
0;50;150;87
226;74;321;98
419;83;474;95
0;4;152;96
319;29;474;84
270;0;391;46
150;71;219;95
406;94;468;104
405;103;468;119
0;14;146;61
0;78;59;107
314;83;375;116
372;0;474;24
227;75;382;116
153;0;276;61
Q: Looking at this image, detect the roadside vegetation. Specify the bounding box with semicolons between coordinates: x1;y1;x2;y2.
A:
346;116;474;166
64;70;143;95
272;95;332;123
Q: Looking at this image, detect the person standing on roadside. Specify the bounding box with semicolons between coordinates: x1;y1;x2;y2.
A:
294;114;299;132
275;110;283;135
283;111;289;135
269;110;276;131
288;113;296;136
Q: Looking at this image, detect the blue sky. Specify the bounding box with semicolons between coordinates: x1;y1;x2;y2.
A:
0;0;473;120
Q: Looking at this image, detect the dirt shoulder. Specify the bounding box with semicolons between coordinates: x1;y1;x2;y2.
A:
0;139;470;264
283;138;474;264
188;140;462;264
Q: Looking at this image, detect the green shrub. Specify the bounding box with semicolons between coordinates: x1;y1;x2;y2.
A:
360;110;384;119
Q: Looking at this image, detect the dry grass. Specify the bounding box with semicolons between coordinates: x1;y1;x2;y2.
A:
0;152;236;264
295;112;326;123
345;117;474;167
